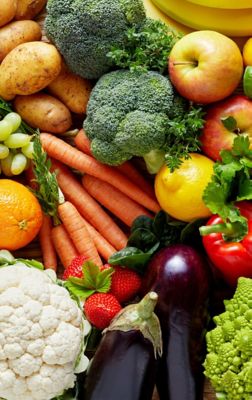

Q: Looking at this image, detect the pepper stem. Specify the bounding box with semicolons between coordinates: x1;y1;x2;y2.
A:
199;222;236;236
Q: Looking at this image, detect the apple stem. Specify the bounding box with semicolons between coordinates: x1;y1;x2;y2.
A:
173;61;198;66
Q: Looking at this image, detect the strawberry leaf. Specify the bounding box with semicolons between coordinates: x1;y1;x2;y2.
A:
96;267;114;289
64;281;95;300
82;261;101;288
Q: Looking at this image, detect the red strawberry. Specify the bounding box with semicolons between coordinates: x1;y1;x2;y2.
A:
84;293;122;330
110;266;142;303
62;255;87;280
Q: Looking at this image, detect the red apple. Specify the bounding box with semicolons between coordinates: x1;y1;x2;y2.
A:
168;31;243;104
200;95;252;160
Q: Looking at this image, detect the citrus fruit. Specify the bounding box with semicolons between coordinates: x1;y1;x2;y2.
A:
0;179;42;250
243;37;252;66
243;66;252;98
154;154;214;222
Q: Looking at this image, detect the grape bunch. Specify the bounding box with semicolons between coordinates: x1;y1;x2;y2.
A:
0;112;34;176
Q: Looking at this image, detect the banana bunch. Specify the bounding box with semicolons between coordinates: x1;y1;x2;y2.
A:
151;0;252;37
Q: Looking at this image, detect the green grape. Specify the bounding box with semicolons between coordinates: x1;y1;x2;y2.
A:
1;153;14;177
0;145;9;160
0;120;13;141
11;153;27;175
21;142;34;159
4;133;31;149
4;112;22;132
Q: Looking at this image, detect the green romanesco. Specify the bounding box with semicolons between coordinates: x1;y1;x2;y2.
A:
84;69;204;173
203;277;252;400
45;0;146;79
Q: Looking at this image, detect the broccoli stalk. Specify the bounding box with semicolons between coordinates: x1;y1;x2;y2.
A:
204;277;252;400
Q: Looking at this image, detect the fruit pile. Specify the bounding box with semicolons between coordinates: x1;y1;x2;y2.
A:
0;1;252;400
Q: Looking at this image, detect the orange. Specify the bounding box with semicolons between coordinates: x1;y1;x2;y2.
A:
0;179;42;250
243;37;252;66
155;153;214;222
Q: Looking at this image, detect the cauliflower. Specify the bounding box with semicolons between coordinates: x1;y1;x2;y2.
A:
203;277;252;400
0;258;91;400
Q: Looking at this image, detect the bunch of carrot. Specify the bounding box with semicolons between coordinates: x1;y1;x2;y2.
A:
31;130;160;272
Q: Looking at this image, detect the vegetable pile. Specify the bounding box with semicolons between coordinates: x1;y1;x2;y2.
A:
0;0;252;400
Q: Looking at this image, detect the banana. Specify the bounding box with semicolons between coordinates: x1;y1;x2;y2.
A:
186;0;252;9
151;0;252;36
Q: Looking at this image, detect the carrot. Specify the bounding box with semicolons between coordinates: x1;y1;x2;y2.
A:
40;133;160;213
58;201;102;266
82;174;152;227
39;214;57;271
82;217;116;261
74;129;155;198
51;159;127;250
74;129;92;156
51;224;78;268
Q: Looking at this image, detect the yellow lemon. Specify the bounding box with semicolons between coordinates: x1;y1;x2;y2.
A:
243;37;252;66
155;153;214;222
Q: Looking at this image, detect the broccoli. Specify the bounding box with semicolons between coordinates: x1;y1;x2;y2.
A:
84;69;204;172
203;277;252;400
45;0;146;79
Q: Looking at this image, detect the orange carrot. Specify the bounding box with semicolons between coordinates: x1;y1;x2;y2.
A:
40;133;160;213
51;160;127;250
82;174;152;227
74;129;155;198
51;224;78;268
82;217;116;261
58;201;102;266
74;129;92;156
39;214;57;271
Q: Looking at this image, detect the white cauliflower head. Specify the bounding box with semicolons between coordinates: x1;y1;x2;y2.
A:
0;263;90;400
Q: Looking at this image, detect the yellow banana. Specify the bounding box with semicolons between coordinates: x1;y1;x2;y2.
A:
186;0;252;9
151;0;252;36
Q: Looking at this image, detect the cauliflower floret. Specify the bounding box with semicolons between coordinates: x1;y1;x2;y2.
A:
0;264;88;400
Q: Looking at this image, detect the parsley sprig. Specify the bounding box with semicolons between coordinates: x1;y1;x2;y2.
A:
200;136;252;242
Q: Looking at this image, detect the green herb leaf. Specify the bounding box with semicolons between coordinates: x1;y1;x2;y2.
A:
221;116;237;131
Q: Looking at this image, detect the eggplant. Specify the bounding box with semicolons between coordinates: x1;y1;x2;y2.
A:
81;292;162;400
141;244;211;400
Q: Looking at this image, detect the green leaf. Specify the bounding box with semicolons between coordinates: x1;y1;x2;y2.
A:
69;276;88;287
127;228;157;251
82;261;101;288
64;281;95;300
237;176;252;200
130;215;153;233
17;258;44;270
220;116;237;131
231;135;252;157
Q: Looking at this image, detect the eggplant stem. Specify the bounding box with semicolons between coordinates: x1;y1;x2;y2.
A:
138;291;158;320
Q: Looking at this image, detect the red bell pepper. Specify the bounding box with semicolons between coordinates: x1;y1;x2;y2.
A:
200;201;252;287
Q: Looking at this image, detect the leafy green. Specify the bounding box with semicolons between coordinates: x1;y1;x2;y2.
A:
31;133;63;225
202;136;252;241
107;19;180;74
0;97;36;135
64;261;114;300
108;211;185;272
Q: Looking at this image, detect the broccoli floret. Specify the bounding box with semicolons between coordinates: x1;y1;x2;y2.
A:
84;69;176;170
45;0;146;79
203;277;252;400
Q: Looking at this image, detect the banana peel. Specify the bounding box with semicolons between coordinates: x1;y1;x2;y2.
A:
151;0;252;37
186;0;252;9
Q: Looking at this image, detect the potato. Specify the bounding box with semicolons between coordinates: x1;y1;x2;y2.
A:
15;0;47;20
0;0;17;27
47;64;93;114
14;93;72;134
0;20;42;63
0;41;62;101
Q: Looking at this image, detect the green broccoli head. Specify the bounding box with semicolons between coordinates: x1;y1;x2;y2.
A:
84;69;175;168
45;0;146;79
203;277;252;400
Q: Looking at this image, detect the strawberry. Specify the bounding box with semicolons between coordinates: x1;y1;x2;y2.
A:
84;293;122;330
110;266;142;303
62;255;87;280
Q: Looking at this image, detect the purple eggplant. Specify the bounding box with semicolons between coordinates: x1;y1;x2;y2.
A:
81;292;162;400
141;244;211;400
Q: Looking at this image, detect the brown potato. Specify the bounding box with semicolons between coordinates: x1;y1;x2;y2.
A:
0;20;42;63
0;41;62;100
47;64;93;114
15;0;47;20
0;0;17;27
14;93;72;134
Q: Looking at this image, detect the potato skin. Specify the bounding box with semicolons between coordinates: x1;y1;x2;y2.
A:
15;0;47;20
14;93;72;134
0;20;42;62
48;64;93;114
0;41;62;100
0;0;17;27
